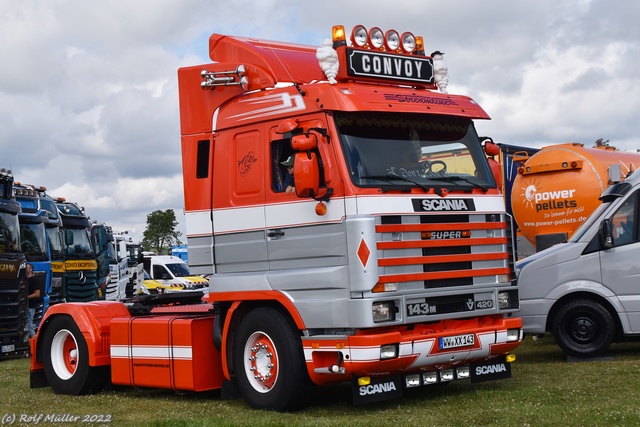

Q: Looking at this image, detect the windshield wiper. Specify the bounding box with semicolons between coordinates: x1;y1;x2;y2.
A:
426;176;490;193
361;174;433;193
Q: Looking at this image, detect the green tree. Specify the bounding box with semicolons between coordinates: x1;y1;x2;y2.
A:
141;209;182;254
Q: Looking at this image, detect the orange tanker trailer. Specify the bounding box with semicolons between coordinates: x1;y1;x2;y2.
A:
510;142;640;252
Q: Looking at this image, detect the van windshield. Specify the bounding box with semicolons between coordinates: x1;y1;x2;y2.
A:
570;202;611;242
166;262;190;277
335;112;495;191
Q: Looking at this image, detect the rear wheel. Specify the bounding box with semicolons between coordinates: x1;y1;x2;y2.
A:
42;316;109;395
233;307;311;411
551;299;615;358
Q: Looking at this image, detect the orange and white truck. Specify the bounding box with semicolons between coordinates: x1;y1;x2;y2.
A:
30;25;522;411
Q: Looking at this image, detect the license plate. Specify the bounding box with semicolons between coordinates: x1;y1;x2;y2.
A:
439;334;475;349
1;344;15;353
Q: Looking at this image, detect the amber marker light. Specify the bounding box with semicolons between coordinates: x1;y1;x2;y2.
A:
315;201;327;216
415;36;425;55
332;25;347;48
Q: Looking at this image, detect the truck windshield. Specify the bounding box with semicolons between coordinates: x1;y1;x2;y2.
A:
0;212;20;253
20;222;49;261
166;262;191;277
66;229;94;259
335;112;495;191
46;227;64;261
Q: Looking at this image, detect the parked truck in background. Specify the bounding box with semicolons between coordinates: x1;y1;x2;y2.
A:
37;190;65;306
55;199;98;302
0;168;29;358
517;168;640;358
105;231;130;301
30;26;522;410
504;142;640;257
125;241;143;298
90;222;114;300
13;183;51;327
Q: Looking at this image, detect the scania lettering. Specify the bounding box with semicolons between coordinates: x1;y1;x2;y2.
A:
476;363;507;375
30;25;522;411
359;381;397;396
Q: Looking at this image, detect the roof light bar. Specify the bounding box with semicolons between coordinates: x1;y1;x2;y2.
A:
341;25;423;54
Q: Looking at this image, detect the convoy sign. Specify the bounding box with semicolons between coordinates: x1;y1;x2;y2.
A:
346;48;434;84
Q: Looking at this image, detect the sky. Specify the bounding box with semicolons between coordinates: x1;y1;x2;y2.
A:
2;0;639;244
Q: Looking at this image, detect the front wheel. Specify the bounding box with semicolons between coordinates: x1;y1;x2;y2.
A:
42;316;109;395
551;299;615;358
233;307;311;411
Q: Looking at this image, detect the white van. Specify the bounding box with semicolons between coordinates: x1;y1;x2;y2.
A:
516;170;640;357
142;255;208;293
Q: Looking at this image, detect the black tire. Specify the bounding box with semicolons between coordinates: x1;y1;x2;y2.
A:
42;316;109;395
551;299;615;358
233;307;312;411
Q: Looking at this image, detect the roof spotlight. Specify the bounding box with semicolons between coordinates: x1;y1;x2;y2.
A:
368;27;384;49
401;32;416;53
384;29;400;51
351;25;368;47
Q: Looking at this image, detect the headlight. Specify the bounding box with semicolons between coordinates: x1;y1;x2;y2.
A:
372;301;396;322
380;344;398;360
507;329;520;342
498;291;511;309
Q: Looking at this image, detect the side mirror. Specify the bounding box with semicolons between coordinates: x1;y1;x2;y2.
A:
600;218;613;248
65;229;74;246
294;152;320;198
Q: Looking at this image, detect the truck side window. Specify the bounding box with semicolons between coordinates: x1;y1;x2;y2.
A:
271;138;293;192
611;191;638;246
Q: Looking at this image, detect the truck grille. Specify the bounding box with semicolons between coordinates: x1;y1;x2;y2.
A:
0;278;28;341
65;270;98;302
376;213;511;289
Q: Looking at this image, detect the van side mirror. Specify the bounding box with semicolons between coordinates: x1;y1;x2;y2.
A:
600;218;613;248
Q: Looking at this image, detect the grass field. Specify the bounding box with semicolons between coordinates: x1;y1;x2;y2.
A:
2;335;640;426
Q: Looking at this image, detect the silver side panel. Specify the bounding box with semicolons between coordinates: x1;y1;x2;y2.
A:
214;230;268;273
187;235;214;275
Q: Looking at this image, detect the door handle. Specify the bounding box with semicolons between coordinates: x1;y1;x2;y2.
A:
267;229;285;238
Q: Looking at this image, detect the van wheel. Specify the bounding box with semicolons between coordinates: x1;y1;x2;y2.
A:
552;299;615;358
233;307;311;411
42;316;109;395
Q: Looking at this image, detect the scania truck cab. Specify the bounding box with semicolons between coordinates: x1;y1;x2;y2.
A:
0;168;29;358
30;26;522;411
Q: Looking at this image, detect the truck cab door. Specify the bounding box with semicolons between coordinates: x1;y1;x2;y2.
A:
599;190;640;331
265;118;346;271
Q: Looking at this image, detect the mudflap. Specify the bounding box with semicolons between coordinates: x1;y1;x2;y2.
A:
470;355;511;383
352;375;403;405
